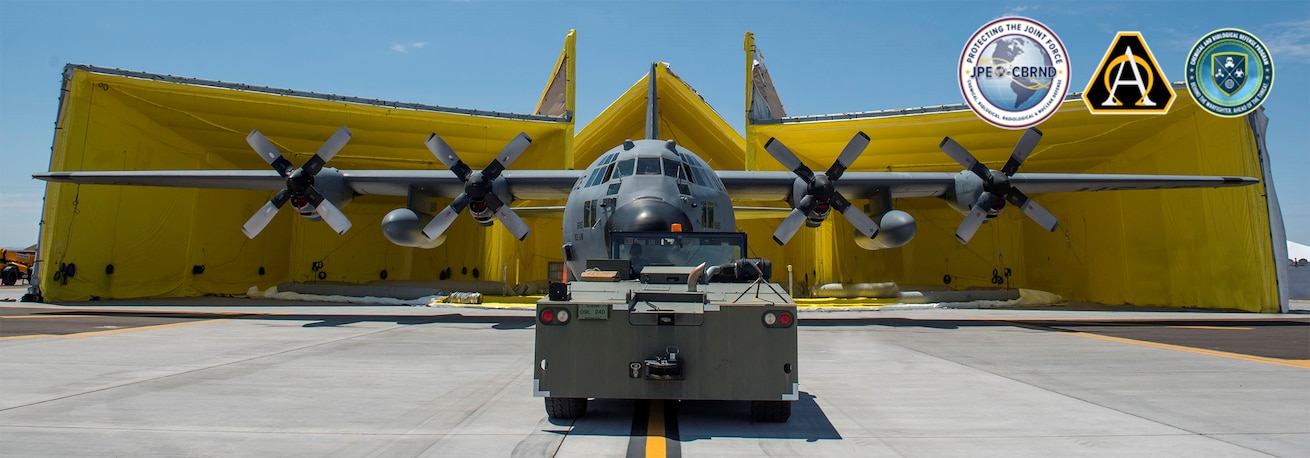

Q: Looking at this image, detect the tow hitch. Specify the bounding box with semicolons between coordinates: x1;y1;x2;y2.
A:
640;347;684;380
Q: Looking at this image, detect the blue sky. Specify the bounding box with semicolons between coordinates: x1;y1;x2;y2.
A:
1;0;1307;249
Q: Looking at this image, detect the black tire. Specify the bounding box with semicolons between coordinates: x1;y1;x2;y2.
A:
1;267;17;286
750;400;792;422
544;397;587;420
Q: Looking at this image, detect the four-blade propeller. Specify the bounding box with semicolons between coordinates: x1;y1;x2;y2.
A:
242;126;353;238
421;132;533;242
938;127;1058;244
764;132;881;245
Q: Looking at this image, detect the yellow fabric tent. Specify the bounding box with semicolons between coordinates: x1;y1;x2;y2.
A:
37;30;1283;312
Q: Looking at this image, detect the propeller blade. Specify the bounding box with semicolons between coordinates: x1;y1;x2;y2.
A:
763;138;815;181
955;192;998;244
247;130;294;176
831;192;879;239
486;194;530;241
312;197;353;235
772;208;810;246
1006;189;1059;232
826;131;870;180
939;137;991;181
425;133;473;181
772;195;818;246
300;185;352;235
241;189;291;239
422;193;470;241
302;126;353;176
482;132;533;181
1001;127;1042;176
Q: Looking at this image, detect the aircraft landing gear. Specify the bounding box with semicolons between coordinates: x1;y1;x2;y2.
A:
545;397;588;420
750;400;792;422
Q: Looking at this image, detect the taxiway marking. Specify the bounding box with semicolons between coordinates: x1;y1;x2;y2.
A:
1053;326;1309;369
0;319;227;340
646;400;666;457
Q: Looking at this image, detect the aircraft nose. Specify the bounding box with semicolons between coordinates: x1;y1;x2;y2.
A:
607;198;693;233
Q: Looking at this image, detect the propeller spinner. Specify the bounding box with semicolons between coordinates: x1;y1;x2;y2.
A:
939;127;1058;244
421;132;533;242
764;132;881;246
242;126;353;238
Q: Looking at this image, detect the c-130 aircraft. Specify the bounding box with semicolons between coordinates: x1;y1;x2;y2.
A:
35;61;1257;421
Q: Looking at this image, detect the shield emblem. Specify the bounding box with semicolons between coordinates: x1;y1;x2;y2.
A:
1210;52;1247;96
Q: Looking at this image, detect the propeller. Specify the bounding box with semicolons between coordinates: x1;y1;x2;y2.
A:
421;132;533;242
764;132;881;245
242;126;353;238
938;127;1058;244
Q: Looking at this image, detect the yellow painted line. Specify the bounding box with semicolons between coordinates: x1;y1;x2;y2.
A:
1070;331;1309;369
1168;325;1253;330
0;319;227;341
646;400;666;458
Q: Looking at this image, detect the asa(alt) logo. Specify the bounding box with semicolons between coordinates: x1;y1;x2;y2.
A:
958;17;1070;129
1185;28;1274;117
1083;32;1174;114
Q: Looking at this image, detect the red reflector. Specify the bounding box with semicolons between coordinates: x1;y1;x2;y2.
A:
779;312;793;326
541;309;555;323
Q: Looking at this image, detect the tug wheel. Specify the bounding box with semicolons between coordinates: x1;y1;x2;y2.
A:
545;397;587;420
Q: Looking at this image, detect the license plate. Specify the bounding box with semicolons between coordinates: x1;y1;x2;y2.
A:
578;304;609;320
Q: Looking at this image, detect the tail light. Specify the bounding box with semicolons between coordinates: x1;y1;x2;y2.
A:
762;310;795;328
539;307;570;326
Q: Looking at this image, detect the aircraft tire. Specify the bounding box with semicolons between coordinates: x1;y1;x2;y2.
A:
544;397;587;419
750;400;791;422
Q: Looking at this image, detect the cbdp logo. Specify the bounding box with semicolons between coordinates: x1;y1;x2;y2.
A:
1185;28;1274;117
1083;32;1174;114
958;17;1070;129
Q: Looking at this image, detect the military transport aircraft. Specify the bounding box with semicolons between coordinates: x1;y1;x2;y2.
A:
33;64;1258;279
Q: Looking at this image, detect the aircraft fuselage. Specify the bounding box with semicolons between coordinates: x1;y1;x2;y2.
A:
562;139;736;276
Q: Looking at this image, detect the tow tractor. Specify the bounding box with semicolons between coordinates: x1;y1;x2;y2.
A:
534;231;798;422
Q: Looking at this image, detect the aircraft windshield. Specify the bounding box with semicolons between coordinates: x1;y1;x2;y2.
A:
636;157;662;175
610;232;747;269
615;159;635;178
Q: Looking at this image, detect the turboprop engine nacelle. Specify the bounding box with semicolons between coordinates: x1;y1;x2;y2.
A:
853;210;916;250
383;208;448;249
292;169;355;221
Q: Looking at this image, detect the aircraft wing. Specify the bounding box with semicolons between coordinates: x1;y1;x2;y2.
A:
1006;174;1257;193
716;170;1257;202
34;169;586;201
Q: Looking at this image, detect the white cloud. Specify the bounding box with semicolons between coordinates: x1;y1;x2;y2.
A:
388;41;432;54
1262;19;1310;65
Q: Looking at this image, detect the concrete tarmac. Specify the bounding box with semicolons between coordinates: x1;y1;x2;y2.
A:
1;286;1307;457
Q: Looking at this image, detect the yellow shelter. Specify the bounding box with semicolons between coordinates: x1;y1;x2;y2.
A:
35;31;1287;312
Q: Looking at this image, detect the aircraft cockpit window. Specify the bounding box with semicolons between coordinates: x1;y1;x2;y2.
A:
615;159;635;178
692;167;712;188
662;158;680;178
585;166;606;187
600;153;618;166
602;163;616;182
682;164;696;184
636;157;662;175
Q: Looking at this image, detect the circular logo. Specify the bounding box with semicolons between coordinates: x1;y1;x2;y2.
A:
1185;28;1274;117
958;17;1070;129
